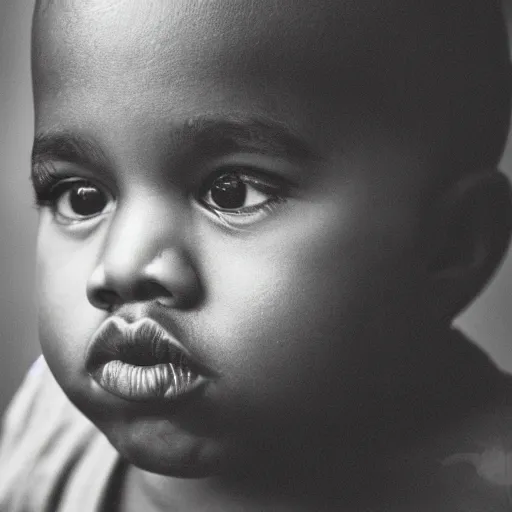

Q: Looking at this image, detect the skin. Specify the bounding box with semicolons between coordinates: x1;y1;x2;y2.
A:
31;0;512;510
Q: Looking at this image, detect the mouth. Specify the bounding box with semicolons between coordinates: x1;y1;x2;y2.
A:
85;317;209;402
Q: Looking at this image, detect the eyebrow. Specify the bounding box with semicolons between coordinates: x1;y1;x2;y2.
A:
31;132;111;180
31;115;320;184
178;116;321;162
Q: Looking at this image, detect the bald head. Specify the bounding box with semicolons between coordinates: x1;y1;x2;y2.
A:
32;0;511;177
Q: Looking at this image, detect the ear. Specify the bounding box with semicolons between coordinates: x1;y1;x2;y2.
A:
424;170;512;320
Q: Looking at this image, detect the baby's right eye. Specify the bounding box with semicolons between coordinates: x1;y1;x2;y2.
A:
50;179;115;223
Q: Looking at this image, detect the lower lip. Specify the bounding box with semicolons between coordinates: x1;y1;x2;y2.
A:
90;360;205;402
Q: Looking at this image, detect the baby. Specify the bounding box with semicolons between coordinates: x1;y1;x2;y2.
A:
1;0;512;510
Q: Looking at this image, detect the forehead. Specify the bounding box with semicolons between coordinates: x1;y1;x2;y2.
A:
32;0;436;162
32;0;418;94
34;0;381;54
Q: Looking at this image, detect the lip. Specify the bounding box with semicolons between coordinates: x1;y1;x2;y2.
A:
85;316;209;402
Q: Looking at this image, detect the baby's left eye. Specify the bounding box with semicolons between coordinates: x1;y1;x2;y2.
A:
201;173;274;212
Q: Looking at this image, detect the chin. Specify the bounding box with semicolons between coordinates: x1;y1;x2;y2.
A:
118;445;226;478
102;419;229;478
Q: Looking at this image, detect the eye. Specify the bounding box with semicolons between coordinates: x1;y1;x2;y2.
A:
201;172;275;212
53;180;114;222
197;169;290;228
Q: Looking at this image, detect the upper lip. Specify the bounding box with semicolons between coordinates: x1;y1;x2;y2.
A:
85;316;206;375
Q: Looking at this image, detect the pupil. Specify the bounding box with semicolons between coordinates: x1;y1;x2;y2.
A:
210;175;247;209
70;185;106;216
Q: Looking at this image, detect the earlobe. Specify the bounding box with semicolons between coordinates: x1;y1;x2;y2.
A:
424;170;512;318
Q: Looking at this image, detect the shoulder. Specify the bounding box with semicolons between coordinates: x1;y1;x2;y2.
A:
0;356;121;512
435;335;512;510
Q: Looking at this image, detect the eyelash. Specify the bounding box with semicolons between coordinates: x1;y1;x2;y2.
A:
31;162;76;208
31;164;290;227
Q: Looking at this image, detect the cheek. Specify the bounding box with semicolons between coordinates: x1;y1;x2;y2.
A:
36;222;103;392
195;198;419;417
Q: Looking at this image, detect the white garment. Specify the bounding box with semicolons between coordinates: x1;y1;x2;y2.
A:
0;357;120;512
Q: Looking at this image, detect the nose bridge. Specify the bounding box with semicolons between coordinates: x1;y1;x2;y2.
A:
100;193;186;282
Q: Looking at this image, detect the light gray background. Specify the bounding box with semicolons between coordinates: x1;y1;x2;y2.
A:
1;0;512;415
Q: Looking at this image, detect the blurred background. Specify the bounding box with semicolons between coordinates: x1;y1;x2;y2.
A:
1;0;512;416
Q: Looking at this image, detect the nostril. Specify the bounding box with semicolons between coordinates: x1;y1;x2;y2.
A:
141;279;174;306
86;250;200;310
91;289;122;311
89;280;175;310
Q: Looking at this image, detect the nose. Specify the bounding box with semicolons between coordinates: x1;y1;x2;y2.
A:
86;199;201;311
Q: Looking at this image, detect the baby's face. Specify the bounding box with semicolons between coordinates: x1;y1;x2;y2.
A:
33;0;432;476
